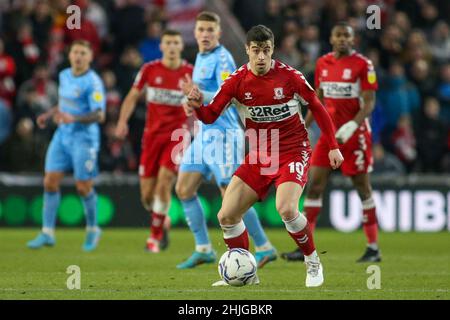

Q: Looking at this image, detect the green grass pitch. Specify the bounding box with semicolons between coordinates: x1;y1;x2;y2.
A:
0;228;448;300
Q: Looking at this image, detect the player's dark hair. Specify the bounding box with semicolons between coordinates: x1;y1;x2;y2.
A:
332;21;354;35
246;25;274;46
69;39;93;51
161;29;182;38
196;11;221;25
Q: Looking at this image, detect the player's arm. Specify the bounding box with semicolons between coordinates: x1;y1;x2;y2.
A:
36;105;58;129
116;64;149;138
115;87;141;138
303;88;323;128
295;73;343;169
72;109;105;124
335;60;378;144
185;80;234;124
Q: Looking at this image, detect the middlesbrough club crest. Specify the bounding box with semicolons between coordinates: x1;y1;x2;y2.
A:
273;87;285;100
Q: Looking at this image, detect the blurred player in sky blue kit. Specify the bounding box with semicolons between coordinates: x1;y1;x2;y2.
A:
27;40;106;251
175;12;277;270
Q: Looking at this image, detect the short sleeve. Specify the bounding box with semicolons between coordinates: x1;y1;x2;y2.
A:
360;59;378;91
133;64;151;91
88;73;106;112
314;58;322;89
215;50;237;88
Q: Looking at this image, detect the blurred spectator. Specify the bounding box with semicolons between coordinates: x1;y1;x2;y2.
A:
377;24;404;69
274;34;302;70
111;0;146;53
232;0;265;32
391;115;417;172
264;0;284;46
372;143;406;176
101;69;122;121
16;64;57;125
83;0;109;39
99;121;137;173
0;98;12;145
114;46;143;96
408;59;434;108
139;20;163;63
414;97;448;172
0;37;16;107
30;0;53;59
64;2;101;55
3;117;47;172
436;64;450;123
378;62;419;147
300;25;321;62
9;22;40;84
430;21;450;63
417;1;439;35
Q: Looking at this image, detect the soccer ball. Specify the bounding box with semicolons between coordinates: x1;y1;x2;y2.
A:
218;248;257;287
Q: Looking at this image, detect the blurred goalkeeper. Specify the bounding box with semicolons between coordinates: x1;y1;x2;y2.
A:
27;40;106;251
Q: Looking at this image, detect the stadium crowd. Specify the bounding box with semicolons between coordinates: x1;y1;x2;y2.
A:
0;0;449;174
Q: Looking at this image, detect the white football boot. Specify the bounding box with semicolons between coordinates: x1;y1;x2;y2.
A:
304;254;324;287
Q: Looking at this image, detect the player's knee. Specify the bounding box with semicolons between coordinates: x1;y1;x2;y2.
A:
141;195;153;212
276;202;297;221
217;209;238;226
306;183;325;199
43;175;60;192
76;183;92;197
175;182;194;200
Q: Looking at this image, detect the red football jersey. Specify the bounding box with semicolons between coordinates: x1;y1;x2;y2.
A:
133;59;194;136
195;60;339;155
315;51;378;128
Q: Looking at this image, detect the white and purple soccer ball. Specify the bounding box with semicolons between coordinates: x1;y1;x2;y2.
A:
218;248;257;287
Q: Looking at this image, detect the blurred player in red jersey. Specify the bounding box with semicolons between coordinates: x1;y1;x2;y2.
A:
115;30;194;253
281;22;381;263
184;25;343;287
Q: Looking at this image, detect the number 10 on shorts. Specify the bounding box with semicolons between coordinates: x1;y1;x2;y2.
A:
288;162;305;181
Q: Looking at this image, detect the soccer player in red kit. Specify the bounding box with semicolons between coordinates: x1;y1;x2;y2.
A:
281;22;381;263
185;25;343;287
116;30;194;253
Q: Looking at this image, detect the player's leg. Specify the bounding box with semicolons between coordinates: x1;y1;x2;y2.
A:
351;173;381;262
176;136;217;268
218;175;259;250
75;178;101;251
27;172;65;248
72;142;102;251
28;132;69;249
218;184;277;268
280;166;331;261
146;167;176;253
276;181;323;287
140;177;156;246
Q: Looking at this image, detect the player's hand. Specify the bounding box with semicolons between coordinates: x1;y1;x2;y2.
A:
187;86;203;105
180;74;194;95
328;148;344;169
335;120;358;144
54;111;75;124
115;121;129;139
36;113;49;129
183;102;195;116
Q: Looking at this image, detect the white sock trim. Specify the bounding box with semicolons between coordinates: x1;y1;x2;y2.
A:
221;220;246;239
42;227;54;237
255;241;273;252
283;212;307;233
362;198;376;210
305;250;319;262
196;244;212;253
153;196;170;214
304;198;323;207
